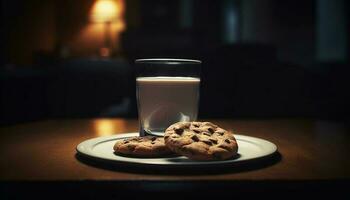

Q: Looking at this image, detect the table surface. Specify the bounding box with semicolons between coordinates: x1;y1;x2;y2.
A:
1;118;349;182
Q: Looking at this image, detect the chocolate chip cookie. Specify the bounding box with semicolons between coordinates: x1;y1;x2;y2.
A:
113;136;173;157
164;122;238;160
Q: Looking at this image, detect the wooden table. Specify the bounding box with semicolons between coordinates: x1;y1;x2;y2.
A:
1;118;349;198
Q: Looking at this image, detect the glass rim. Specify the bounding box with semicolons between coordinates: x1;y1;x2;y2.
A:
135;58;202;64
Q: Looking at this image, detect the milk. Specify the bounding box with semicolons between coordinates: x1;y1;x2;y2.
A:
136;76;200;136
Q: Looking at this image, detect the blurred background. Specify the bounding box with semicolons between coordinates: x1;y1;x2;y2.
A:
0;0;349;125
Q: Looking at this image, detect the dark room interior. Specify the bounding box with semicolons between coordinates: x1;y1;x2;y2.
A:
1;0;349;199
1;0;349;124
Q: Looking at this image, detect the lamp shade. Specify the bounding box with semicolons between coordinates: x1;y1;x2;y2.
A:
90;0;119;23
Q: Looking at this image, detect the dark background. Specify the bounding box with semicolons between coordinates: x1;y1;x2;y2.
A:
1;0;349;125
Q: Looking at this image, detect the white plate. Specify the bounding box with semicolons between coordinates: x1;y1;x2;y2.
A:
76;133;277;167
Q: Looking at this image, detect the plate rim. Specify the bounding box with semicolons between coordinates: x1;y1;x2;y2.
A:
76;133;278;167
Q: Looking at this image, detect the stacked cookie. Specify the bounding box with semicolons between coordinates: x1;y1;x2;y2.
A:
113;122;238;161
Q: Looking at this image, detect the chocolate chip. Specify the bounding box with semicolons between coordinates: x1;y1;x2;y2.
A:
209;138;218;144
201;140;212;145
203;132;211;136
225;139;231;143
216;131;224;136
208;127;214;133
151;136;157;141
123;141;129;144
193;129;200;133
191;135;199;142
175;128;184;135
151;141;156;144
164;135;169;139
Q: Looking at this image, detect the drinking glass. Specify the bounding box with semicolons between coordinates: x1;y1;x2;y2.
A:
135;58;201;136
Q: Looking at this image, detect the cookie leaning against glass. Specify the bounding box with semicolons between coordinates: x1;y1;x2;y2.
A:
164;122;238;160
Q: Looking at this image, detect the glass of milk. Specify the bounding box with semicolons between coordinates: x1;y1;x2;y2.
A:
135;58;201;136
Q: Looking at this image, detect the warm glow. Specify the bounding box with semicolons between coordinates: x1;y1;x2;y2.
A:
93;119;126;136
91;0;120;22
68;0;125;56
73;21;125;55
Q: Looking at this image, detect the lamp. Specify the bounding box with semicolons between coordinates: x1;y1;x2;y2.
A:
90;0;120;57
